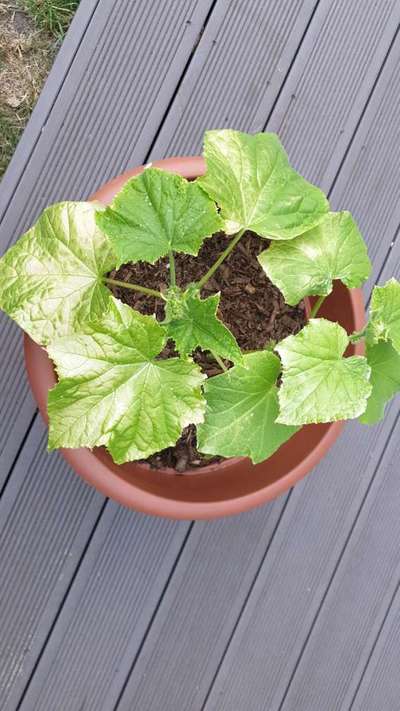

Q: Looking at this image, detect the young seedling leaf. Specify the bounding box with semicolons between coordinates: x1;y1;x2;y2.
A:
0;202;116;345
276;319;372;425
359;340;400;424
198;129;329;238
164;286;242;363
47;298;206;464
368;278;400;353
258;211;371;305
197;351;298;464
95;167;222;264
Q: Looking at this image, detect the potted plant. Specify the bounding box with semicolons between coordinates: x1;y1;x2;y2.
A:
1;130;399;519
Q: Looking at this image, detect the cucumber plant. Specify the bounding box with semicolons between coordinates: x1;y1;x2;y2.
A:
0;129;398;465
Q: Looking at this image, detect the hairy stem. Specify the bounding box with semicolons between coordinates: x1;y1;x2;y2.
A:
103;277;165;300
309;294;326;319
211;351;227;372
169;251;176;287
197;228;245;290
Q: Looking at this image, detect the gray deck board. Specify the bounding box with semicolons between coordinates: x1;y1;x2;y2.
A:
20;505;284;711
150;0;320;157
351;583;400;711
0;419;104;710
0;1;400;710
202;409;399;711
328;28;400;293
280;414;400;711
19;509;188;711
268;0;400;192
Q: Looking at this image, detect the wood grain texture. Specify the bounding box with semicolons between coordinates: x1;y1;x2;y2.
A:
351;582;400;711
0;1;400;709
18;505;188;711
0;419;104;711
203;409;399;711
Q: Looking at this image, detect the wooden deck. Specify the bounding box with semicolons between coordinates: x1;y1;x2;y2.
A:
0;2;400;708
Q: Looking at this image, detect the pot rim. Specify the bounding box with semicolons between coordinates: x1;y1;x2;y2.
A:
23;155;366;519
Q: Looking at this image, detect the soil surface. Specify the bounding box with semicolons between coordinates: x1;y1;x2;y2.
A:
107;231;306;472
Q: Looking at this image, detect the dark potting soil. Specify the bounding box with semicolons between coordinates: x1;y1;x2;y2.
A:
107;231;306;472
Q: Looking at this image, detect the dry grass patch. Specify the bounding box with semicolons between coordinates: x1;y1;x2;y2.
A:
0;1;78;176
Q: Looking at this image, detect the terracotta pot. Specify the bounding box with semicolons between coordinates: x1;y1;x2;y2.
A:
24;156;366;520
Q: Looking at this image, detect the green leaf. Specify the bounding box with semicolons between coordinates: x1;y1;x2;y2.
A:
0;202;116;345
164;286;242;363
47;297;206;464
258;211;371;305
197;351;298;464
368;278;400;353
275;318;372;425
95;167;222;264
197;129;329;238
359;340;400;424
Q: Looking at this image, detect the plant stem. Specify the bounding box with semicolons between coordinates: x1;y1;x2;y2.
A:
197;228;245;289
309;294;326;319
349;326;368;343
169;251;176;287
211;351;227;372
103;277;164;300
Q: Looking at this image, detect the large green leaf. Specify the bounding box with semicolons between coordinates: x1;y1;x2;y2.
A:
96;167;222;264
359;340;400;424
164;286;242;363
0;202;116;345
258;211;371;305
275;319;372;425
197;351;298;464
47;298;206;464
197;129;329;238
368;279;400;353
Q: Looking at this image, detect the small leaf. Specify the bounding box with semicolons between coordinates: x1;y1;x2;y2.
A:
198;129;329;238
0;202;116;345
276;319;372;425
368;278;400;353
360;340;400;424
96;167;222;264
47;298;206;464
258;211;371;305
197;351;298;464
164;286;242;363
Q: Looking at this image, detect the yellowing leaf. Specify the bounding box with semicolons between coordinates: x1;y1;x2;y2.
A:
368;279;400;353
258;211;371;305
276;319;372;425
198;129;328;238
0;202;116;345
47;298;206;464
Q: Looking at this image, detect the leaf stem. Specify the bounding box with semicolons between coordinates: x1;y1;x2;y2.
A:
211;351;227;372
169;251;176;287
309;294;326;319
103;277;165;300
349;326;368;343
197;228;246;290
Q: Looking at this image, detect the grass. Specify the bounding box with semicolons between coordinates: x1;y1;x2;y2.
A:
23;0;79;37
0;1;79;177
